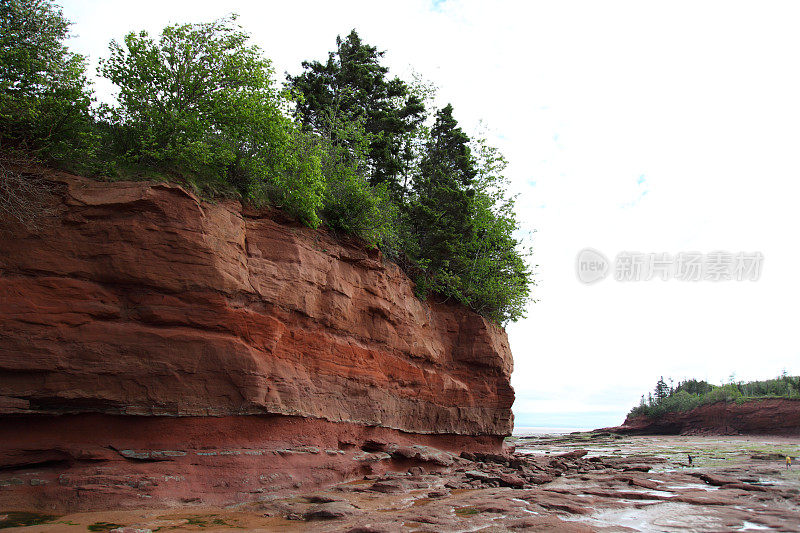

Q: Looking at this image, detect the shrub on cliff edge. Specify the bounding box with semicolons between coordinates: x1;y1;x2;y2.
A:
99;16;325;225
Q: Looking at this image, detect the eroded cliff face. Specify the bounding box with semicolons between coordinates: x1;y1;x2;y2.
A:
0;170;514;510
614;399;800;435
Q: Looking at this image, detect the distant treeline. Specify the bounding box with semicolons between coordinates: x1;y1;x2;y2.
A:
0;1;533;324
629;374;800;419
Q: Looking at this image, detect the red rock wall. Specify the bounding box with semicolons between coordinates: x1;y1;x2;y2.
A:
0;414;501;511
0;171;515;509
615;399;800;435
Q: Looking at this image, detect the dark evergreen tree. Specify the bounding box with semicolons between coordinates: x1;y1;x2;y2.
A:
654;376;670;404
287;30;424;196
409;104;476;279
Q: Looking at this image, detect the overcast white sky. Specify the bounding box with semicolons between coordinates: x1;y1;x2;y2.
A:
60;0;800;429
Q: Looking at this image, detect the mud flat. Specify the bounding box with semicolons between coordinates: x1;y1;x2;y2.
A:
3;432;799;532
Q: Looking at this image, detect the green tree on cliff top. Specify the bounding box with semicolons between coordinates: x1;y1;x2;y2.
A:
654;376;670;404
99;16;324;224
406;104;531;323
409;104;477;276
0;1;534;324
0;0;96;164
287;30;425;198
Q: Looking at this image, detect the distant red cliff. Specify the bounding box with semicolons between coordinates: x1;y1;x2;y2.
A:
0;170;515;511
610;399;800;435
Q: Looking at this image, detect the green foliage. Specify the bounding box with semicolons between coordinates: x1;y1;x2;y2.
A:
290;32;533;323
319;142;398;247
0;511;56;529
663;390;702;412
313;109;397;246
404;105;530;323
99;16;324;224
636;390;702;419
739;374;800;398
654;376;670;403
705;383;743;403
86;522;124;532
464;139;531;321
410;104;476;272
2;3;534;323
630;374;800;419
255;128;325;226
0;0;96;165
287;30;425;196
675;379;713;396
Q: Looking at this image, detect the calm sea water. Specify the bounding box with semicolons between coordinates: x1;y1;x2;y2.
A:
512;426;589;437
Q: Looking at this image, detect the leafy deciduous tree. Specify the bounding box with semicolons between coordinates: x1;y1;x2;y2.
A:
0;0;95;163
99;16;324;224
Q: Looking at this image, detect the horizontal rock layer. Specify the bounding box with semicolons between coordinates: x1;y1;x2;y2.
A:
0;170;514;509
0;413;503;511
613;398;800;435
0;171;514;435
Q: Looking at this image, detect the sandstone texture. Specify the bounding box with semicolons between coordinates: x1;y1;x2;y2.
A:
0;171;514;510
613;398;800;435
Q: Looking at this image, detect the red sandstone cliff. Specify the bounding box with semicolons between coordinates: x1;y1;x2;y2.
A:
613;399;800;435
0;170;514;510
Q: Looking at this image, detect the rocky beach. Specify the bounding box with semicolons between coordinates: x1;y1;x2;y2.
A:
3;432;799;532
